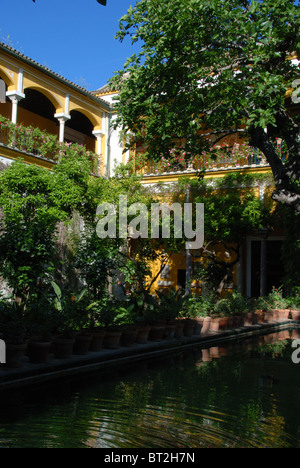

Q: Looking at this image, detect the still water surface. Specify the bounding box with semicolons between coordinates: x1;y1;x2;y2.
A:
0;328;300;448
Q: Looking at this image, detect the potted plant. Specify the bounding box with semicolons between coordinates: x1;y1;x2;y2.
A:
266;287;290;320
155;289;188;339
0;299;27;368
84;301;107;352
288;293;300;321
26;301;53;364
211;297;231;331
253;297;270;322
226;290;250;327
183;295;213;335
50;282;88;359
112;303;138;347
97;298;126;349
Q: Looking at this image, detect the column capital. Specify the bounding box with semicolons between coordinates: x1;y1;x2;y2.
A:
6;90;25;103
54;113;71;123
93;129;106;138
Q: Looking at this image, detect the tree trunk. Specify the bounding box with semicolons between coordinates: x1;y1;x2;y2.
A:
250;126;300;215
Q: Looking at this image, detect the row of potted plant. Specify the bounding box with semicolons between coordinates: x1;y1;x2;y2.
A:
1;285;299;369
182;288;300;332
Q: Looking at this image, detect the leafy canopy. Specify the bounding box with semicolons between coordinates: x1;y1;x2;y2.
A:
113;0;299;154
112;0;300;212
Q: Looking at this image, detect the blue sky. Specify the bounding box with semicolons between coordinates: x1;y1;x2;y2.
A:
0;0;139;91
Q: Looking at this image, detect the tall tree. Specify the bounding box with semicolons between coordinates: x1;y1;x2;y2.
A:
112;0;300;213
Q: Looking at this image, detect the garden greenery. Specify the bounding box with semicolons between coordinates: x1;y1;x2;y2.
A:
0;150;299;341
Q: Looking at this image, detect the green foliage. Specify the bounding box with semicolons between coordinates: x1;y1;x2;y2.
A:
50;281;90;336
112;0;300;212
154;288;188;321
193;175;272;243
183;295;214;318
0;298;27;344
74;229;120;301
0;162;64;307
286;288;300;310
87;292;136;328
214;291;251;317
254;286;289;311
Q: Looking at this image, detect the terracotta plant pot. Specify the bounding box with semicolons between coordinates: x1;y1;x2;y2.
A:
183;319;196;337
264;310;274;322
120;327;138;347
275;309;291;320
210;347;220;359
219;317;229;330
6;343;27;368
103;329;122;349
291;328;300;339
227;316;234;328
174;320;184;338
209;317;221;332
244;313;254;326
73;333;92;355
254;310;265;323
164;323;176;340
136;325;150;344
201;348;211;362
89;329;106;352
148;326;165;342
232;315;243;327
53;337;75;359
291;309;300;321
27;340;51;364
193;318;203;335
200;317;211;335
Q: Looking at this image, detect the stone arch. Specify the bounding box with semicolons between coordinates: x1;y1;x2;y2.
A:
19;87;58;122
66;109;96;139
23;85;62;111
0;67;14;87
68;106;101;129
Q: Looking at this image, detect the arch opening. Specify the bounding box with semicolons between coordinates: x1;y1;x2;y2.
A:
65;110;96;150
19;88;57;122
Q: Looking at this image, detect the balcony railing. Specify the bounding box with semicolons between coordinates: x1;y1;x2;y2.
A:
0;116;100;175
132;147;269;177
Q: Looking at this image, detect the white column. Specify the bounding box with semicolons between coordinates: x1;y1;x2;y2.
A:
65;94;70;115
93;130;105;174
6;91;25;124
54;113;71;143
55;95;71;142
6;69;25;124
93;129;105;155
18;69;24;94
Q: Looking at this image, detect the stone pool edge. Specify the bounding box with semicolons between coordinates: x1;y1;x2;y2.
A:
0;320;299;392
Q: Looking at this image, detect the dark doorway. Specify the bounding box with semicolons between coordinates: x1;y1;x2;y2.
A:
177;269;186;292
250;240;284;297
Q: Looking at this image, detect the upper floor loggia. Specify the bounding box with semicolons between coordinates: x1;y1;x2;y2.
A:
0;42;111;175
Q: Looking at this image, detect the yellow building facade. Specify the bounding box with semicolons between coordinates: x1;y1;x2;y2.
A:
0;42;111;174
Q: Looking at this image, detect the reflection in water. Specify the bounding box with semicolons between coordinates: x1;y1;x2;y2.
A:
0;328;299;448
